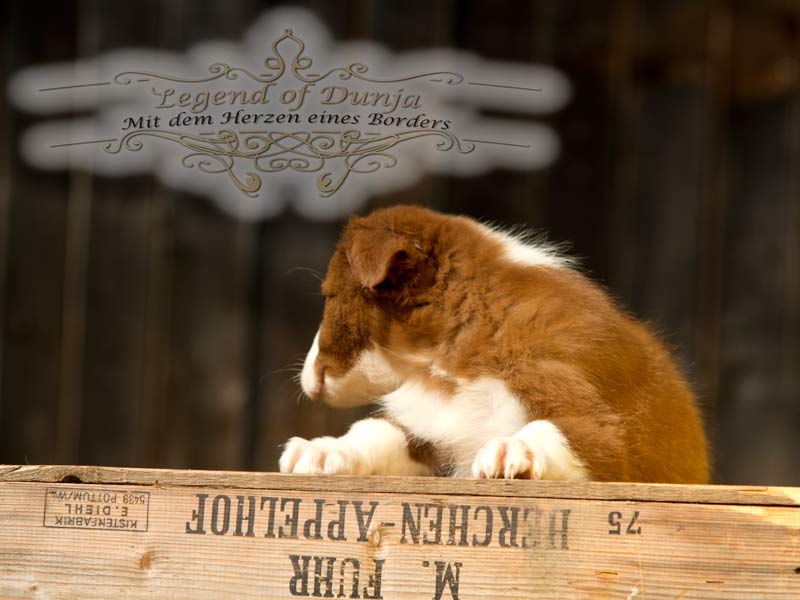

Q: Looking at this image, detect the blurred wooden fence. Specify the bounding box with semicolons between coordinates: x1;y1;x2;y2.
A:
0;0;798;485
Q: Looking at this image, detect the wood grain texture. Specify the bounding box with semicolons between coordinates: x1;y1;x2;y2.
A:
549;1;617;281
153;1;259;472
1;465;798;507
441;0;552;234
715;2;800;485
0;1;77;465
75;0;165;468
0;466;798;599
0;0;13;433
1;0;799;488
625;1;711;373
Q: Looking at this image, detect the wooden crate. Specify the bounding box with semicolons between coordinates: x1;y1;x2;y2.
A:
0;465;798;599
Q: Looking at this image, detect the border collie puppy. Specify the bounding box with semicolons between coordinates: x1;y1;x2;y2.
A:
280;205;708;482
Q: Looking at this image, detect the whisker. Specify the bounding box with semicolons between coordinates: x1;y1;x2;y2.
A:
259;353;308;384
284;266;324;283
293;387;308;405
263;366;303;377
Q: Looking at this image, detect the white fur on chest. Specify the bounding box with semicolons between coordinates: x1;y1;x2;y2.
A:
380;376;529;476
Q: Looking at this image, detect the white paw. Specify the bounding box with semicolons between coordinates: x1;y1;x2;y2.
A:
279;436;365;475
471;436;546;479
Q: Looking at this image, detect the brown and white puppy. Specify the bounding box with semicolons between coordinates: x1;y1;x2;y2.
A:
279;205;709;482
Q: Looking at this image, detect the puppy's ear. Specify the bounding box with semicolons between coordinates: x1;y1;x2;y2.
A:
347;231;416;290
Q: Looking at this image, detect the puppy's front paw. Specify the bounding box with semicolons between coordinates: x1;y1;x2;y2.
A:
471;437;545;479
279;436;365;475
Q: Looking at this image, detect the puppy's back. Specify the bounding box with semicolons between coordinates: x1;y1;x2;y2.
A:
423;211;709;483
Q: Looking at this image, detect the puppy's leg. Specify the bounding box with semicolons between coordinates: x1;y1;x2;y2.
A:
280;417;430;476
472;420;590;481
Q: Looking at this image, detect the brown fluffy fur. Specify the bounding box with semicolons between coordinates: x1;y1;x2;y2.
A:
315;205;709;483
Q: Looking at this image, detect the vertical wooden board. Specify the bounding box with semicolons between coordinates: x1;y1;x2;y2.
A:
694;0;733;441
789;24;800;493
0;1;13;430
443;0;553;230
157;0;265;48
0;2;78;464
716;4;800;485
78;176;158;466
718;97;798;485
76;0;167;467
546;1;617;280
160;199;255;470
625;1;712;372
289;0;357;40
630;87;705;367
365;0;453;212
150;1;259;472
368;0;453;50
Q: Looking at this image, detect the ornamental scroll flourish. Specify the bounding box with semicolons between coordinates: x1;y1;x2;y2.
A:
106;29;471;196
105;129;474;196
114;29;464;87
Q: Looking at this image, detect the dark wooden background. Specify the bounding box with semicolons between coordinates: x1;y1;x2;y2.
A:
1;0;798;485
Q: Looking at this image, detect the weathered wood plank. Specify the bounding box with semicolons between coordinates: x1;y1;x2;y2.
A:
2;0;799;496
0;467;797;599
715;3;800;486
367;0;452;214
548;1;617;279
788;4;800;484
0;0;14;427
695;0;732;430
76;0;171;468
443;0;552;230
1;465;798;507
153;2;258;471
0;1;78;465
625;1;712;372
160;198;255;470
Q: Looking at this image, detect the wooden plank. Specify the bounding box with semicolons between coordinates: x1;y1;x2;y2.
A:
548;2;618;279
0;0;13;423
606;0;640;301
624;1;711;372
152;2;258;471
75;0;166;467
695;0;733;430
54;0;105;464
160;198;255;470
442;0;552;230
0;1;78;465
367;0;452;214
1;465;798;507
715;3;800;486
0;467;798;599
789;4;800;482
54;170;92;464
369;0;453;50
157;0;263;48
